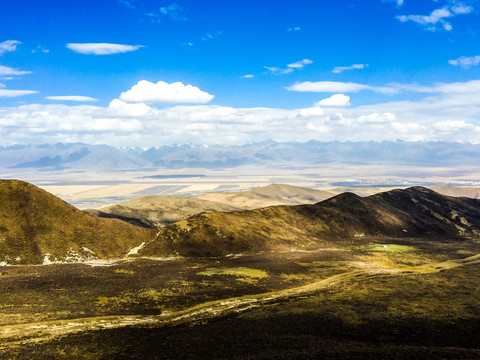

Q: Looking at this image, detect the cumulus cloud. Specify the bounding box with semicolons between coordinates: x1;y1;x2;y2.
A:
66;43;143;55
449;55;480;68
315;94;351;107
46;96;97;102
0;65;31;77
332;63;368;74
107;99;154;117
2;79;480;146
396;3;473;31
0;40;21;55
119;80;214;104
287;81;396;94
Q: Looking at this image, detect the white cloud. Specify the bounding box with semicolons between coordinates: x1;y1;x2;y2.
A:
449;55;480;68
0;65;31;77
119;80;214;104
432;120;473;132
241;74;254;79
0;89;38;98
384;0;404;6
299;107;325;117
288;59;313;69
287;81;396;94
265;66;294;75
46;96;97;102
2;79;480;146
315;94;351;107
107;99;154;117
66;43;143;55
265;59;313;75
332;63;368;74
357;112;396;124
396;3;473;31
287;27;301;32
0;40;21;55
159;3;186;21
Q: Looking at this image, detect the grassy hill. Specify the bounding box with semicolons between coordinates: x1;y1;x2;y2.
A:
86;195;239;228
86;184;335;227
140;187;480;257
0;180;156;265
196;183;335;209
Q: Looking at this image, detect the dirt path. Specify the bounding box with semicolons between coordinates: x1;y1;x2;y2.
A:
1;253;478;350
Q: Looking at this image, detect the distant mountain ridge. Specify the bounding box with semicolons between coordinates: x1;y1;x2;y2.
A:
1;141;480;170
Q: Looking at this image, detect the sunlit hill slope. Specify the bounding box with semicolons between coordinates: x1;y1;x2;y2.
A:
0;180;156;265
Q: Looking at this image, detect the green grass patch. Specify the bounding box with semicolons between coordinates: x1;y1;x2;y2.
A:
198;267;268;279
360;244;415;252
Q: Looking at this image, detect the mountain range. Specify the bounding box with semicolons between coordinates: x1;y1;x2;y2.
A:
2;140;480;170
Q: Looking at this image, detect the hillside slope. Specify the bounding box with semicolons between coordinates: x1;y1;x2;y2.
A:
87;196;240;228
87;184;335;227
196;184;335;209
0;180;156;265
140;187;480;257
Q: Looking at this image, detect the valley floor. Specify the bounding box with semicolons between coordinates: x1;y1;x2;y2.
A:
1;237;480;359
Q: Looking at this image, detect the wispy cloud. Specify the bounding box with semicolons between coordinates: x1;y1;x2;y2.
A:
0;89;38;98
146;3;186;22
118;0;136;9
332;63;368;74
384;0;404;6
46;96;97;102
288;59;313;69
287;81;396;94
449;55;480;68
119;80;214;104
0;65;31;77
287;26;301;32
265;59;313;75
396;3;473;31
241;74;254;79
160;3;186;20
66;43;144;55
0;40;21;55
201;31;223;42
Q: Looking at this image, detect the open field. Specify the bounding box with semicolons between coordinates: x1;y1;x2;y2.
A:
1;236;480;358
1;164;477;208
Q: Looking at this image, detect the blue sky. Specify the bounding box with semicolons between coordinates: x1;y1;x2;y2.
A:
1;0;480;146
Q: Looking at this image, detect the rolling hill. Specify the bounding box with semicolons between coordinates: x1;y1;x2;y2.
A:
86;184;335;227
85;196;240;228
196;183;335;209
0;180;156;265
139;187;480;257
